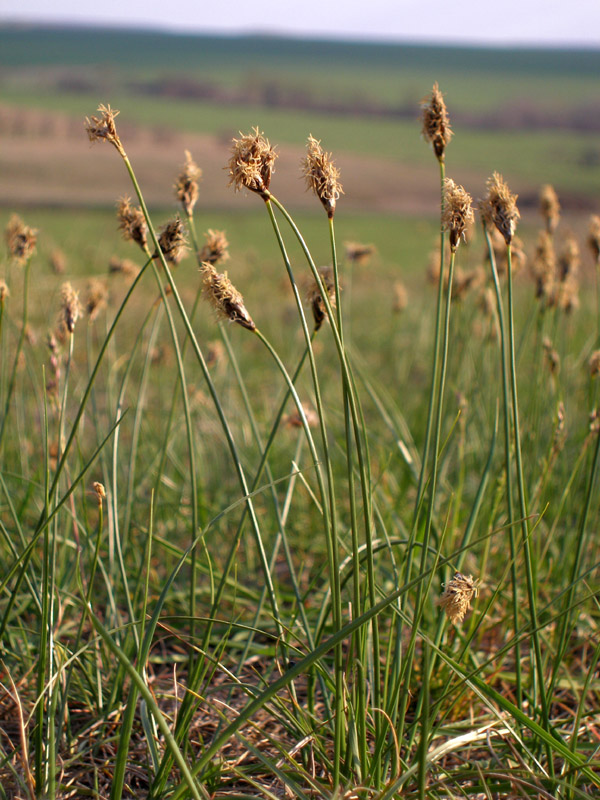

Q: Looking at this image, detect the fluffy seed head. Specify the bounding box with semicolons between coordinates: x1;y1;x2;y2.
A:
392;280;408;313
307;266;337;331
588;215;600;263
117;197;148;252
442;178;474;252
436;572;479;624
301;135;343;218
558;234;580;281
201;262;256;331
86;279;108;322
5;214;38;263
60;282;81;334
542;336;560;375
92;481;106;503
589;350;600;377
345;241;376;266
0;280;8;302
227;127;277;197
481;172;520;246
199;229;230;266
109;256;140;279
421;82;453;162
50;248;66;274
174;150;202;216
156;217;189;265
85;104;125;156
530;230;556;302
540;184;560;234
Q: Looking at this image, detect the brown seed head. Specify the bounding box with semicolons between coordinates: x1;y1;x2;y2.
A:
60;282;81;334
174;150;202;216
558;234;580;281
200;262;256;331
530;230;556;302
481;172;520;246
589;350;600;377
109;255;140;279
156;217;189;265
92;481;106;503
539;184;560;234
301;135;343;219
117;197;148;252
588;215;600;263
542;336;560;375
84;104;125;157
86;279;108;322
436;572;479;624
49;248;66;274
283;402;319;429
421;82;453;162
227;127;277;197
392;280;408;313
5;214;38;263
307;266;337;331
0;280;9;302
442;178;474;252
344;241;376;266
199;229;230;266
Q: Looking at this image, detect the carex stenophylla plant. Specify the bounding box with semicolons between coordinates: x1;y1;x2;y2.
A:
1;87;599;799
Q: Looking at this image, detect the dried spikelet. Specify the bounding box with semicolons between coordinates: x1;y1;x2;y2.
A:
542;336;560;375
60;282;81;334
174;150;202;216
530;230;556;302
49;248;66;274
539;184;560;234
199;229;229;266
481;172;520;246
206;340;225;369
0;280;9;302
86;279;108;322
307;266;336;331
345;241;376;266
283;403;319;429
588;350;600;377
301;135;343;219
200;262;256;331
5;214;38;263
557;274;579;314
156;217;189;265
588;215;600;263
227;127;277;197
558;234;580;281
117;197;148;252
442;178;474;252
84;104;125;157
108;255;140;279
436;572;479;624
92;482;106;503
392;280;408;313
421;82;453;162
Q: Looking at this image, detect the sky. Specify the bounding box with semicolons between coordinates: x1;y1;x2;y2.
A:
2;0;600;46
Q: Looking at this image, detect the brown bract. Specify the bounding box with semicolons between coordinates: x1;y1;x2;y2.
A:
5;214;38;264
227;128;277;198
84;104;125;157
201;262;256;331
156;217;189;265
301;136;343;218
117;197;148;252
481;172;520;246
174;150;202;216
421;82;453;162
442;178;474;252
436;572;479;624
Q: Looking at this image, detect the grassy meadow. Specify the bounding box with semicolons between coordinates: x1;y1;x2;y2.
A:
1;25;600;800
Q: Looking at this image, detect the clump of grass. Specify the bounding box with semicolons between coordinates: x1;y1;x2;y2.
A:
0;92;599;800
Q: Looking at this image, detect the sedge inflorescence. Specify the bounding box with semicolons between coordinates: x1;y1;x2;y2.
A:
481;172;520;246
442;178;474;252
436;572;480;624
5;214;38;264
227;128;277;198
174;150;202;216
85;104;125;157
117;197;148;252
200;262;256;331
421;82;453;162
301;135;343;219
